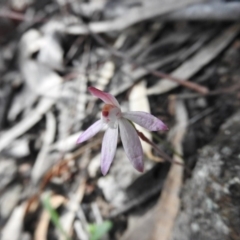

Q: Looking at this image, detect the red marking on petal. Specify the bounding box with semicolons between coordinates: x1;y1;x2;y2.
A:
102;111;109;117
102;104;114;118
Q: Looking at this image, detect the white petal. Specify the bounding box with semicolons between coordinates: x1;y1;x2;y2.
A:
118;118;144;172
122;111;168;131
77;120;102;143
101;127;118;175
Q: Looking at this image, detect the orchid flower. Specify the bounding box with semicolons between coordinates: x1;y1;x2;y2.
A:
77;87;168;175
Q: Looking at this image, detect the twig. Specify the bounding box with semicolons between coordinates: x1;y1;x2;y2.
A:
66;0;204;34
168;81;240;100
150;69;208;94
40;137;102;191
0;9;45;23
25;137;102;214
137;130;191;175
188;107;215;125
1;203;27;240
137;131;181;166
147;24;240;95
164;2;240;21
31;112;56;184
58;178;87;240
34;195;67;240
151;99;188;240
0;98;55;152
91;32;209;94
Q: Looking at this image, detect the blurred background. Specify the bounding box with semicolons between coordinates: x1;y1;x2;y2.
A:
0;0;240;239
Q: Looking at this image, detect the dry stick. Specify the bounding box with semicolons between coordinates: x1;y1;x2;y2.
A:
172;81;240;99
151;99;187;240
91;32;209;94
137;130;192;175
26;137;102;213
164;2;240;21
67;0;204;35
0;10;45;22
150;69;208;94
40;137;102;191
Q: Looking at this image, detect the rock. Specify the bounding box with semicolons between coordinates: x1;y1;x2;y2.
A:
171;111;240;240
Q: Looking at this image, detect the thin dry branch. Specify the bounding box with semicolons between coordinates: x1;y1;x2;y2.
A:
24;136;103;213
0;98;55;152
151;99;188;240
58;179;86;240
147;24;240;95
66;0;204;34
34;195;66;240
0;9;45;22
31;112;56;183
91;32;209;95
164;2;240;21
1;203;27;240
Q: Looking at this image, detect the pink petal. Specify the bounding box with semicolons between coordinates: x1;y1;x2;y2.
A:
88;87;120;108
122;111;168;131
118;118;144;172
77;120;102;143
101;127;118;175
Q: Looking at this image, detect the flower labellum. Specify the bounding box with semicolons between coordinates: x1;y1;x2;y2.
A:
77;87;168;175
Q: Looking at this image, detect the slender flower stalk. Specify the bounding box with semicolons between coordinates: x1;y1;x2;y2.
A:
77;87;168;175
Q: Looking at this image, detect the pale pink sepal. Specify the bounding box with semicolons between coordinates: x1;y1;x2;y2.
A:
77;120;103;143
122;111;168;131
88;87;120;108
101;127;118;175
118;118;144;172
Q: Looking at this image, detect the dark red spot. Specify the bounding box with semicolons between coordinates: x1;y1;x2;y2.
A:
102;104;114;118
102;111;109;117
